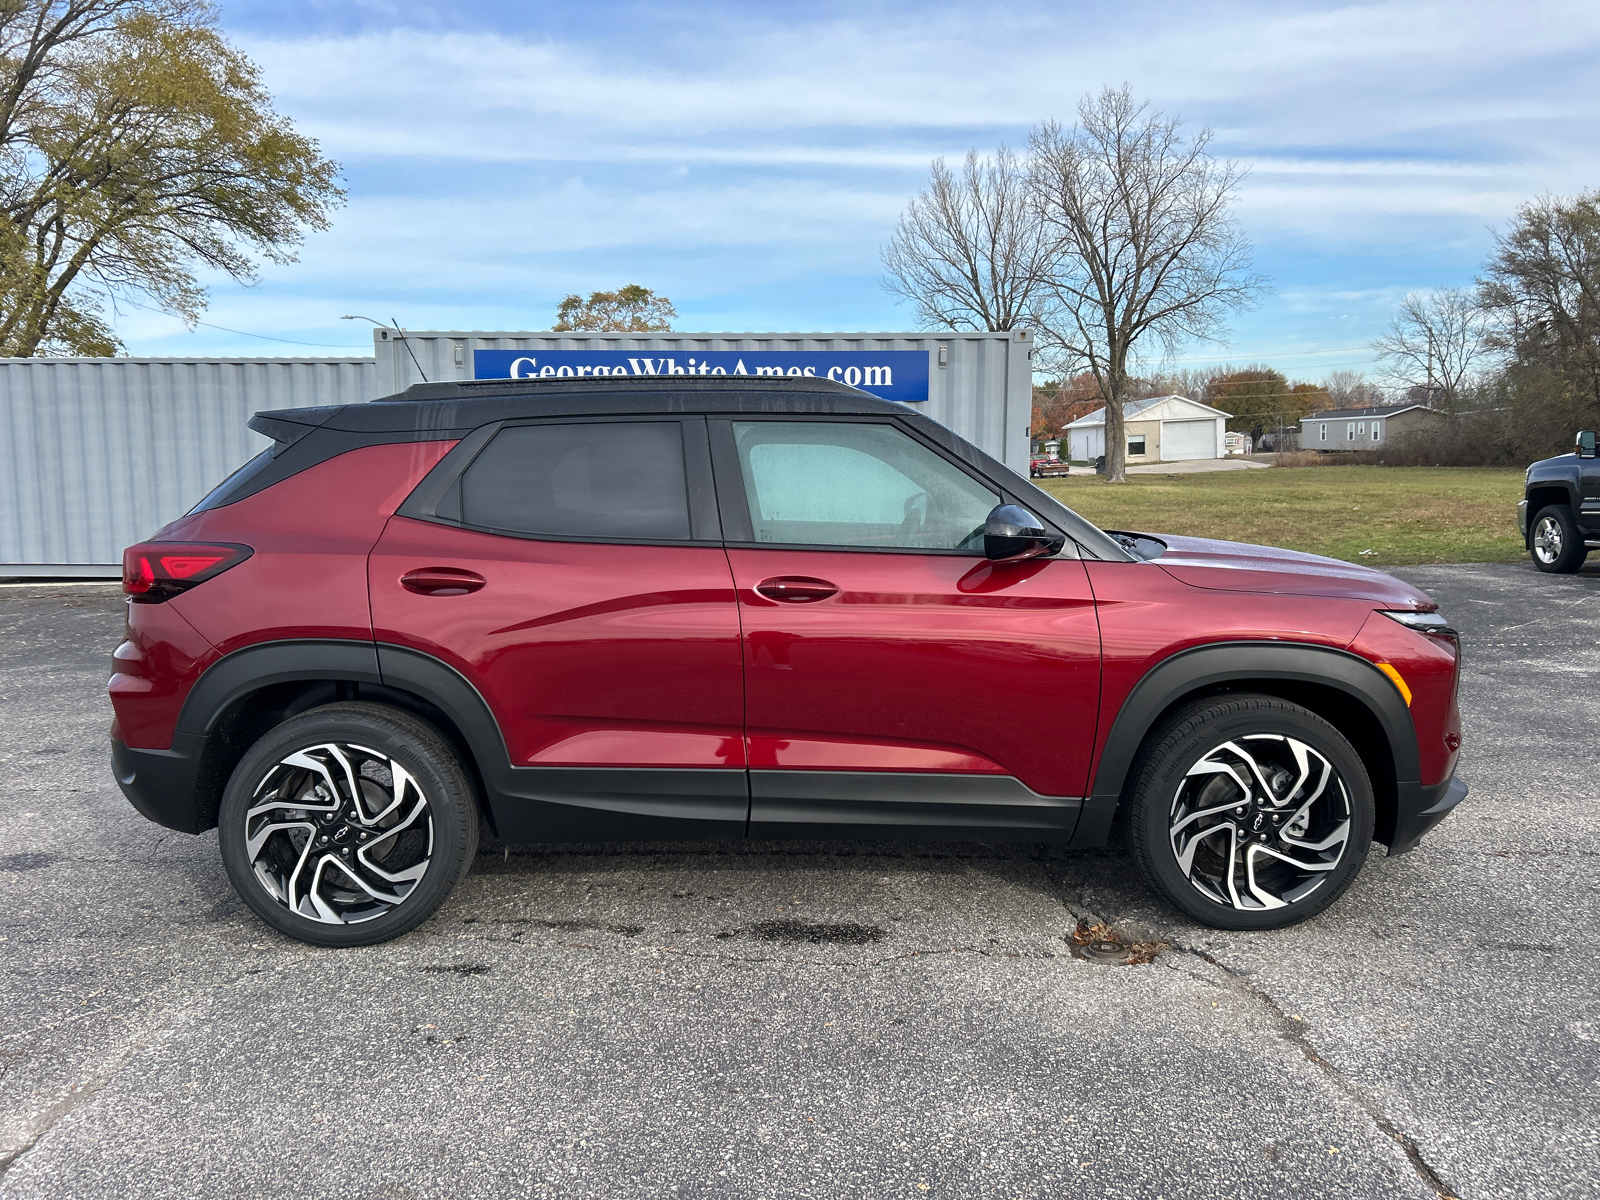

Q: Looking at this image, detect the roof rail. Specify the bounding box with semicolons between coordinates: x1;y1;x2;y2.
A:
384;375;866;403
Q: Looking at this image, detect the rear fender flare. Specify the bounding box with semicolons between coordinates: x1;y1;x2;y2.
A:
1071;641;1419;847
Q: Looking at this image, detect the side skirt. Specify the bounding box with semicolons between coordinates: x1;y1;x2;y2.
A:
748;770;1082;843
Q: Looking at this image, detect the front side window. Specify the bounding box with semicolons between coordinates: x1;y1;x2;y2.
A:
730;421;998;550
460;422;691;540
1128;435;1147;456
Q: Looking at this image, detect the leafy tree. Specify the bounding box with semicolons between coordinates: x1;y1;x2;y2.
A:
1027;87;1262;482
1477;190;1600;418
881;146;1050;331
552;284;676;333
1205;366;1291;440
1372;288;1490;409
1031;371;1102;441
0;0;344;356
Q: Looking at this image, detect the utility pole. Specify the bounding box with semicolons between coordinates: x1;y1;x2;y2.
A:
1426;328;1436;407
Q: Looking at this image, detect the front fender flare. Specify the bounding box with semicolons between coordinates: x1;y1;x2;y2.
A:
1069;641;1419;847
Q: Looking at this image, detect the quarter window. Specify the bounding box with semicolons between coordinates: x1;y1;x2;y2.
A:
730;421;998;551
460;422;691;541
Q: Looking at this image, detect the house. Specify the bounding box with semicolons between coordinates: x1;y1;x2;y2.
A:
1299;404;1442;451
1064;395;1232;464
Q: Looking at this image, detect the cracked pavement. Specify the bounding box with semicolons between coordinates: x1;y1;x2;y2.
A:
0;561;1596;1199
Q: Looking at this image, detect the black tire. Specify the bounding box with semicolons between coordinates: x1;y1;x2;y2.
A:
1127;694;1374;930
218;702;479;947
1529;504;1588;574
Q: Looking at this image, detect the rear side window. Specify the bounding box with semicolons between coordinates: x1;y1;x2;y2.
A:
460;422;691;541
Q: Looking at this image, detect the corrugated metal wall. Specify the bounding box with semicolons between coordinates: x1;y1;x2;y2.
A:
0;357;376;575
1;333;1032;576
371;330;1033;473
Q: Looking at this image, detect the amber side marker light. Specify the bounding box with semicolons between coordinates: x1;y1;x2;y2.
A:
122;542;253;602
1374;662;1413;707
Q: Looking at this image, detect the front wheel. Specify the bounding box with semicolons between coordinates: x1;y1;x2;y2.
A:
217;702;479;947
1127;695;1374;930
1529;504;1588;574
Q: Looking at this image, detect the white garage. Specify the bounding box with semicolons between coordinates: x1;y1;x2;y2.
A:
1064;395;1231;465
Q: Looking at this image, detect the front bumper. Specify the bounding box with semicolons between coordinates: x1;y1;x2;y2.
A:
1387;774;1469;856
1517;498;1528;540
111;733;211;834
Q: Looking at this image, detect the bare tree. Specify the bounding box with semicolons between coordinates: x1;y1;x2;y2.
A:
1371;289;1489;409
881;146;1049;331
1026;87;1261;481
1323;369;1385;409
1477;190;1600;416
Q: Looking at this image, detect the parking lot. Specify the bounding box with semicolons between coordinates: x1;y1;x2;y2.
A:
0;562;1595;1200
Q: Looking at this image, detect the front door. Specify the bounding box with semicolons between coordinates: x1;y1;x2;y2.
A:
1581;442;1600;536
369;417;747;841
711;417;1102;841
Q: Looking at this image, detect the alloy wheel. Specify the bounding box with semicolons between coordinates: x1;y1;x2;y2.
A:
1532;515;1564;565
244;742;435;924
1168;734;1352;911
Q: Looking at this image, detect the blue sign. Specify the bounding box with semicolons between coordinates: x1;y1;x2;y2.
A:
473;349;930;403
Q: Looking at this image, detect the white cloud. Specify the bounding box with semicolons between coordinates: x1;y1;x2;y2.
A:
111;0;1600;354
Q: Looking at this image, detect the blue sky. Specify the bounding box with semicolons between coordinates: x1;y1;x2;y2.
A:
109;0;1600;383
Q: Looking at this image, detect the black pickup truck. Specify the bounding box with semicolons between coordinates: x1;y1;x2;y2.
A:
1520;429;1600;572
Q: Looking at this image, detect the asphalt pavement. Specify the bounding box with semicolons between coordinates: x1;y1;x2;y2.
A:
0;561;1595;1199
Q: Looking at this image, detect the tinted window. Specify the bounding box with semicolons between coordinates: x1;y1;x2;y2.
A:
731;421;997;550
461;422;691;540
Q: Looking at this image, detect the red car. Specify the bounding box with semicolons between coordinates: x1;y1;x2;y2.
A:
1030;455;1070;477
110;377;1465;946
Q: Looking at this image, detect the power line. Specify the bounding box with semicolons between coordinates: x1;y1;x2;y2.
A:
112;296;370;349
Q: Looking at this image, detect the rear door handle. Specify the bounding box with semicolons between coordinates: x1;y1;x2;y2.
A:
754;576;839;603
400;567;486;596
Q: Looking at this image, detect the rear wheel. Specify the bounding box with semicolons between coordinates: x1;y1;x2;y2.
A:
1128;695;1374;930
218;702;479;947
1530;504;1587;573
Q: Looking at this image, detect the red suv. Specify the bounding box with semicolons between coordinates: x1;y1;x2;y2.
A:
110;377;1466;946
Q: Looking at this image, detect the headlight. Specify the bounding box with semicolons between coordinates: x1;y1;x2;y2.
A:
1380;610;1458;638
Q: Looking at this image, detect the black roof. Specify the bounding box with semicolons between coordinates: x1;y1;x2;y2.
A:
240;375;1134;564
1302;403;1432;421
251;375;898;440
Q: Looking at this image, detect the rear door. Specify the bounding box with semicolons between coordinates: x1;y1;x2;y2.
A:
711;416;1102;841
369;416;747;840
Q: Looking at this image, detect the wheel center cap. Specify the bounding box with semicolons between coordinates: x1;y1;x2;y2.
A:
332;825;351;843
1250;813;1266;833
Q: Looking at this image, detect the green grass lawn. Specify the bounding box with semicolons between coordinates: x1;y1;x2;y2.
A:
1035;466;1526;566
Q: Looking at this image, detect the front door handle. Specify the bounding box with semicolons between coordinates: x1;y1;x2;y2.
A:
754;576;839;603
400;567;486;596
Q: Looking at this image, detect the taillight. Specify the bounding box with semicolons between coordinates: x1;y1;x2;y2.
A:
122;542;252;602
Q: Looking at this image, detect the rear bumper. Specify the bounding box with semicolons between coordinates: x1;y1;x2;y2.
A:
1387;774;1468;856
111;734;209;834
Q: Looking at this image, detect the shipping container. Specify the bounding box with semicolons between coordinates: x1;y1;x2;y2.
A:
372;329;1033;473
0;357;376;576
1;331;1033;575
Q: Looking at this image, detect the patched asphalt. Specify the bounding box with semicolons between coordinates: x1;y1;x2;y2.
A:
0;561;1595;1199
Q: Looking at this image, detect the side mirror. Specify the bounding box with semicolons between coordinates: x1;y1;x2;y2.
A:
1578;430;1597;458
984;504;1066;562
